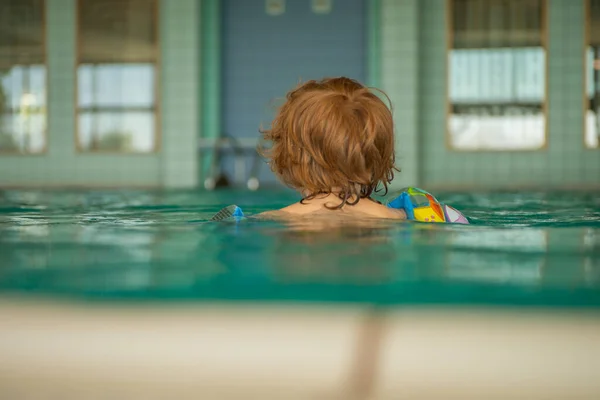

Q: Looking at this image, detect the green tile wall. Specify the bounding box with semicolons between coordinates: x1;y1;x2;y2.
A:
160;0;200;188
380;0;419;190
0;0;199;188
199;0;220;182
1;0;597;190
414;0;599;189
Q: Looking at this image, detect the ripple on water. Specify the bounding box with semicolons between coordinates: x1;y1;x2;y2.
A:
0;189;598;306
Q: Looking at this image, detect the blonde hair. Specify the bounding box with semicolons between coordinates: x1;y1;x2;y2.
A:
260;77;398;208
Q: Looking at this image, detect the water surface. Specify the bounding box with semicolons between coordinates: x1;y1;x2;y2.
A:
0;189;598;307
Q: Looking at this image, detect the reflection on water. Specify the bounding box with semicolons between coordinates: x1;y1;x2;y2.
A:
0;189;599;306
584;228;600;285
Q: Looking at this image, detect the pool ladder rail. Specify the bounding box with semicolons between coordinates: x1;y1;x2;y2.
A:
198;134;267;191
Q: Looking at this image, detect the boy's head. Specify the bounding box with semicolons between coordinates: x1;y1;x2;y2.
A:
261;77;397;205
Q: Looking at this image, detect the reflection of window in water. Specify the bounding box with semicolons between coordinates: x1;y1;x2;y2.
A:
583;228;599;283
583;228;599;250
446;229;546;284
77;225;155;264
448;0;546;150
0;218;50;270
586;0;600;148
76;0;158;153
0;0;46;153
74;225;157;290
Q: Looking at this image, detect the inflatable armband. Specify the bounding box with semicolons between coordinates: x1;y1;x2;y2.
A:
387;187;469;224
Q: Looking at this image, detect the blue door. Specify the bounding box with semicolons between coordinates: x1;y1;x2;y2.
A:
221;0;367;187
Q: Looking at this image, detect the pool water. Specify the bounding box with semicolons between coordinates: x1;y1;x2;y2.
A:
0;188;599;307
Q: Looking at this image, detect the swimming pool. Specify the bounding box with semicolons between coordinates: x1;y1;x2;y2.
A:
1;188;599;398
0;188;599;306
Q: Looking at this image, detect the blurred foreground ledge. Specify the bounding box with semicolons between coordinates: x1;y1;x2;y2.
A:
0;297;599;400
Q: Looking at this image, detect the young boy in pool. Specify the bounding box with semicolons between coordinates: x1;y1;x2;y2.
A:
259;77;406;220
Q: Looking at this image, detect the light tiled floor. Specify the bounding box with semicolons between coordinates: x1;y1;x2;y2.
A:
1;297;599;399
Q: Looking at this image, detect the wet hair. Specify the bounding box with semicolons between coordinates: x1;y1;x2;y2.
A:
260;77;398;209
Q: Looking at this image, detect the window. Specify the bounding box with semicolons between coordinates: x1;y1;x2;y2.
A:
76;0;159;153
586;0;600;149
447;0;546;151
0;0;46;154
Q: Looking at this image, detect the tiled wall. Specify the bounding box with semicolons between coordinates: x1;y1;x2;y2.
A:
160;0;200;188
1;0;597;189
380;0;419;190
199;0;221;180
411;0;599;189
0;0;199;188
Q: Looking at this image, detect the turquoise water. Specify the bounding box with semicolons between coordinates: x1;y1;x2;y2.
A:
0;189;599;307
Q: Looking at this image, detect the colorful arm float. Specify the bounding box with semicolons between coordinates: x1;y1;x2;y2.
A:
386;187;469;224
210;205;245;221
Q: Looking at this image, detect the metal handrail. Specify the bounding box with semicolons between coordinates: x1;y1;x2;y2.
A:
199;135;267;190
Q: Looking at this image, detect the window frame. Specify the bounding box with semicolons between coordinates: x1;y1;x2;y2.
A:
74;0;161;154
0;0;48;155
445;0;549;153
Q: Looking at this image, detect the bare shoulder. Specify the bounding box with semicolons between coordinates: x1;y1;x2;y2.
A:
255;204;321;220
254;197;406;221
386;207;407;220
254;209;292;220
264;202;319;216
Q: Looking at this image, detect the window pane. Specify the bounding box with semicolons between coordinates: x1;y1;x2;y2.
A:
586;0;600;149
0;113;46;153
78;64;154;108
0;0;46;154
448;0;546;151
76;0;158;153
2;66;46;110
78;112;155;152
